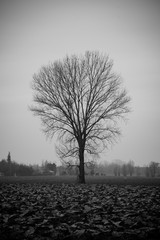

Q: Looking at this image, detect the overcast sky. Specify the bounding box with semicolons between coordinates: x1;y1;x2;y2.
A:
0;0;160;166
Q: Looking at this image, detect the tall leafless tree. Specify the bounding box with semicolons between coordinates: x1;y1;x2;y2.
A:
30;51;131;183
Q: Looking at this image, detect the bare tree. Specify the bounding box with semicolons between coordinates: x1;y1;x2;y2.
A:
30;51;131;183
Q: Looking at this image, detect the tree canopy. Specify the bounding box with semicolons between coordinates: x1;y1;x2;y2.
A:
30;51;131;183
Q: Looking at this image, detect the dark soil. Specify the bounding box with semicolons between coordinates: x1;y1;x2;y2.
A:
0;182;160;239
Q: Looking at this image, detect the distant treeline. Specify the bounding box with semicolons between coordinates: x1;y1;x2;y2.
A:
92;160;160;178
0;153;56;177
0;153;159;177
0;159;33;176
57;160;160;178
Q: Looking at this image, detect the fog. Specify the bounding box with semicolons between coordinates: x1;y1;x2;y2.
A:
0;0;160;166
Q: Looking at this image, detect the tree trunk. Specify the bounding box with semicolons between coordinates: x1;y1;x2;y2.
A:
78;146;85;184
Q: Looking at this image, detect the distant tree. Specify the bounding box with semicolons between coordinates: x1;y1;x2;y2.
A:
149;162;159;177
7;152;11;163
42;160;57;175
47;162;57;174
113;164;121;176
122;164;127;177
145;166;150;177
31;51;131;183
117;165;121;176
66;164;77;175
113;164;118;176
127;160;134;176
11;161;19;176
7;152;11;176
135;166;141;176
86;161;96;176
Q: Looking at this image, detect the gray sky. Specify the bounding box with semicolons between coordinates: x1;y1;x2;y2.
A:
0;0;160;166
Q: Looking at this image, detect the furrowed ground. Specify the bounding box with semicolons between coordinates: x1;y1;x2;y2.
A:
0;177;160;240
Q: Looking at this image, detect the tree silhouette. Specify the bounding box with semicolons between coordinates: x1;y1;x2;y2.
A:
7;152;11;176
30;51;131;183
7;152;11;163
